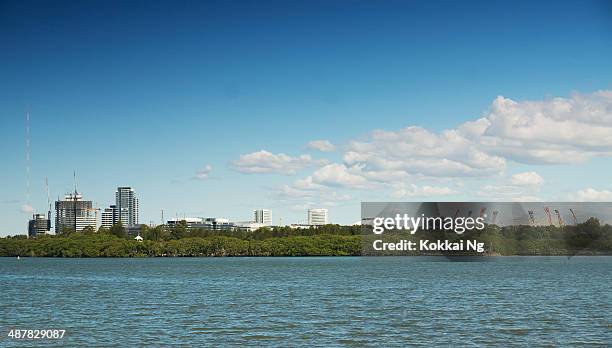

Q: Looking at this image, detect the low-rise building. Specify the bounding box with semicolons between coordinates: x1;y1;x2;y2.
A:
165;217;237;231
235;221;268;232
201;217;235;230
166;217;203;228
289;223;313;229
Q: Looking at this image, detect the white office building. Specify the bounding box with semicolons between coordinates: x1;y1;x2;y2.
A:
308;208;328;226
101;205;117;229
254;209;272;226
235;221;268;232
166;217;203;228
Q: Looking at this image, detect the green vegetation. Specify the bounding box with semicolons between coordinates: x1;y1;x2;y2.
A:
1;219;610;257
363;217;612;256
0;224;361;257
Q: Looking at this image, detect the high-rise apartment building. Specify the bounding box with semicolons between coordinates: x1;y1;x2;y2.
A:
254;209;272;226
55;192;98;233
308;208;328;226
115;187;138;227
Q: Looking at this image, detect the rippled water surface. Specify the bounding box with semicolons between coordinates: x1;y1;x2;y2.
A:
0;257;610;347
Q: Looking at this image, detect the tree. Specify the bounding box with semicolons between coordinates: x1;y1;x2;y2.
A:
170;220;189;239
144;225;167;241
82;226;96;235
109;222;127;238
58;226;76;236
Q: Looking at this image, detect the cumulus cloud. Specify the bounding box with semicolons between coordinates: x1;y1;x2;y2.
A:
310;164;374;189
573;188;612;202
292;176;326;191
510;171;544;188
274;182;351;203
232;90;612;200
324;91;612;188
344;126;506;178
307;140;336;152
462;91;612;164
273;167;357;206
231;150;328;175
194;165;213;180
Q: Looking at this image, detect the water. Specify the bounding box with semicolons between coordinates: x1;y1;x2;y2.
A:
0;257;610;347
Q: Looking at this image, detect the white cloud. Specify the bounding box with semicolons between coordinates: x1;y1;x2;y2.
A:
462;91;612;164
233;90;612;202
573;188;612;202
339;90;612;185
21;204;35;213
510;171;544;188
231;150;328;175
274;183;351;204
273;167;356;206
292;176;326;190
344;126;506;178
331;91;612;188
391;184;455;198
194;165;213;180
307;140;336;152
476;183;543;201
311;163;374;189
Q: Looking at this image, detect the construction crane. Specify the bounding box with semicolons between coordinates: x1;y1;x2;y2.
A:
479;207;487;218
543;207;553;225
528;210;535;225
569;208;578;225
25;111;31;213
491;210;499;225
554;209;564;226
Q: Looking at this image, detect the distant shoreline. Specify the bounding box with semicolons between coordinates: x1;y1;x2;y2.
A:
1;234;609;258
3;221;611;257
4;254;612;258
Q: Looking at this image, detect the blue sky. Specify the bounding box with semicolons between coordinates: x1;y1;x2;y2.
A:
1;0;612;235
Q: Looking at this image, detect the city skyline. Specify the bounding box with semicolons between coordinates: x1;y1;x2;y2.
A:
2;0;612;236
29;181;327;235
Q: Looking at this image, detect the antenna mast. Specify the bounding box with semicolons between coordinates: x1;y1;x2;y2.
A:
25;111;31;212
45;177;50;210
45;177;52;232
73;170;78;194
